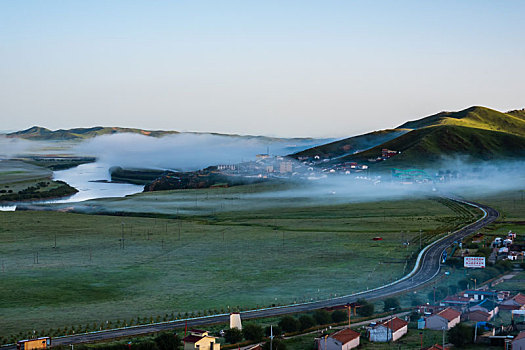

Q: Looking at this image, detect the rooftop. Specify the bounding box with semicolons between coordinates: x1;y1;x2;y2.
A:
377;317;408;332
331;328;360;344
436;308;461;321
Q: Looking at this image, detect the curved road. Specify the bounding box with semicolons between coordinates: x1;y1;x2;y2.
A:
2;197;499;348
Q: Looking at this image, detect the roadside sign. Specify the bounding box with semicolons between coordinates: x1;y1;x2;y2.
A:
464;256;485;268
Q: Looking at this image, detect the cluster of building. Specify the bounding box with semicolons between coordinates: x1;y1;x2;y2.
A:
367;148;399;163
216;153;372;181
415;287;525;346
489;231;524;262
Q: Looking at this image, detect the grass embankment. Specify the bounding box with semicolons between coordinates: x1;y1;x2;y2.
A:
0;195;477;341
0;160;77;203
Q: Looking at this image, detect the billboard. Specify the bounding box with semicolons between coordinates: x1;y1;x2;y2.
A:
464;256;486;268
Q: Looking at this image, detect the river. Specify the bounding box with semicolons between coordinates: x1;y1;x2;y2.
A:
0;162;144;211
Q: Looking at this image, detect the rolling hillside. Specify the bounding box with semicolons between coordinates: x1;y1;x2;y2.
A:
291;129;409;159
339;125;525;168
398;106;525;137
294;106;525;168
6;126;180;140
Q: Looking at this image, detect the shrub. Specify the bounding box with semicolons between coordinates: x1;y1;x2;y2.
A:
383;297;400;312
313;310;331;325
356;299;374;317
262;339;287;350
448;323;473;347
224;328;243;344
242;323;264;342
265;325;282;338
298;315;315;330
331;310;347;323
278;316;299;333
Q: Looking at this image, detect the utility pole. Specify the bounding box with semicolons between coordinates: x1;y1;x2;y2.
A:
270;325;274;350
442;326;445;350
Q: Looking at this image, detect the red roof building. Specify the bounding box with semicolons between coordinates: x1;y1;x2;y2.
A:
317;328;360;350
369;317;408;342
425;308;461;330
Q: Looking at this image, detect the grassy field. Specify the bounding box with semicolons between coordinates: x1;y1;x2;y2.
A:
0;194;478;340
0;160;51;185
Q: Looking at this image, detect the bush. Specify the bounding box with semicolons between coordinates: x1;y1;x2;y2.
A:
383;297;400;312
278;316;300;333
242;323;264;342
224;328;243;344
154;333;181;350
448;323;474;347
331;310;347;323
298;315;315;330
265;325;282;338
262;339;287;350
313;309;331;325
458;279;469;290
356;299;374;317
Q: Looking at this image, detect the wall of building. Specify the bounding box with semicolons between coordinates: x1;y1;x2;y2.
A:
392;326;407;342
513;338;525;350
426;316;448;330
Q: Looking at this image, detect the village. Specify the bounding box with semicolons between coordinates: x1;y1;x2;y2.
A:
169;228;525;349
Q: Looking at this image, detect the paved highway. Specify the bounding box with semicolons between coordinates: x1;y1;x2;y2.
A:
2;197;499;349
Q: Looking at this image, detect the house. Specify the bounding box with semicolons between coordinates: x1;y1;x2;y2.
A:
369;317;408;342
441;296;472;311
462;289;499;301
425;308;461;330
465;309;492;322
500;293;525;310
469;299;499;319
513;331;525;350
317;328;360;350
183;330;220;350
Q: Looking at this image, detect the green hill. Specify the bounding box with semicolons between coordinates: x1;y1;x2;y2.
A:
291;129;409;159
398;106;525;137
337;125;525;168
6;126;180;140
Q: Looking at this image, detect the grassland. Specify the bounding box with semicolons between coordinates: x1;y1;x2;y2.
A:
0;160;77;203
0;194;478;340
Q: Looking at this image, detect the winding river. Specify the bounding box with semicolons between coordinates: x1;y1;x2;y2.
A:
0;162;144;211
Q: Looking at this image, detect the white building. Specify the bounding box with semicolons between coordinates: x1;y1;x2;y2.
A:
369;317;408;342
425;308;461;330
317;328;360;350
512;331;525;350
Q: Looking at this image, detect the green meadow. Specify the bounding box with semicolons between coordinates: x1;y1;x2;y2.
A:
0;193;478;340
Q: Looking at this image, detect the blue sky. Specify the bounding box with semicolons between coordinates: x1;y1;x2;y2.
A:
1;1;524;137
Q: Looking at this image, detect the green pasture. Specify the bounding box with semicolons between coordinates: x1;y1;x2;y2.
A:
0;196;477;339
0;160;51;185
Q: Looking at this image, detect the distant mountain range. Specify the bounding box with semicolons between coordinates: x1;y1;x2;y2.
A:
6;106;525;168
6;125;322;143
293;106;525;167
4;126;332;157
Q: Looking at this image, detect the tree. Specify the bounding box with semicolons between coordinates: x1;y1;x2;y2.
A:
265;325;282;338
298;315;315;331
262;339;287;350
313;310;331;325
448;323;473;347
154;333;181;350
356;300;374;317
224;328;243;344
242;323;264;342
278;316;299;333
457;279;469;290
383;297;400;312
331;310;347;323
